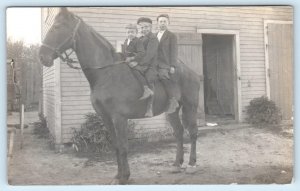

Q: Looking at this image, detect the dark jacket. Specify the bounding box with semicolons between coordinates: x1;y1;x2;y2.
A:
122;37;145;62
156;30;178;69
139;32;159;67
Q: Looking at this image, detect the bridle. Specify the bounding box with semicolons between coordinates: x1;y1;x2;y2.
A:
41;16;81;69
41;15;125;71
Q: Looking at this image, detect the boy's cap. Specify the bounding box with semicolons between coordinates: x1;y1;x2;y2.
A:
125;24;137;29
137;17;152;24
157;14;169;21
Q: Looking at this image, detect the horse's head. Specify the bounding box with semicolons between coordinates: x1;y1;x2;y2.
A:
39;8;80;67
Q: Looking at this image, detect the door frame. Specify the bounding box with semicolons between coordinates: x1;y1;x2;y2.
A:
263;20;293;98
197;29;242;122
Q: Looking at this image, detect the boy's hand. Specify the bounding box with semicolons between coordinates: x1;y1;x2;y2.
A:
125;57;134;62
128;61;138;68
158;69;170;79
170;67;175;74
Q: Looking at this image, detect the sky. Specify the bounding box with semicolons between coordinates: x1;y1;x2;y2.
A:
6;7;41;45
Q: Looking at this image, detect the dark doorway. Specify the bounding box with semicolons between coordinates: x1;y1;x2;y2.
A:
202;34;235;122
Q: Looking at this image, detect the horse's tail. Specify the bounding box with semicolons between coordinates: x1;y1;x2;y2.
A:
178;61;201;129
178;61;200;106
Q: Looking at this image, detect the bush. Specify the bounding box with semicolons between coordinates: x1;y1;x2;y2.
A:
246;96;282;125
71;113;111;153
127;120;136;139
33;113;49;138
71;113;137;153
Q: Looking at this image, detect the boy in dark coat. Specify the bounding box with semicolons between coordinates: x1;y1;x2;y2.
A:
122;24;155;109
128;17;159;117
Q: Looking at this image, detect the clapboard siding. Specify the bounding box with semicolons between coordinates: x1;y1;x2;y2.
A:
62;100;91;106
60;60;94;139
41;8;62;143
62;109;94;115
61;95;90;101
42;6;293;143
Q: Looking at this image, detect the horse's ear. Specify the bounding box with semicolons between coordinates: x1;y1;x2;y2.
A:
60;7;69;13
59;7;74;19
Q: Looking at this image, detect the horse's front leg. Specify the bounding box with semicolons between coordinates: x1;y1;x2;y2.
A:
100;116;122;181
91;101;121;182
112;114;130;184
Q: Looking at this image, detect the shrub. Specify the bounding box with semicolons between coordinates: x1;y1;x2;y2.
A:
72;113;137;153
246;96;282;125
33;113;49;139
127;120;136;139
71;113;111;153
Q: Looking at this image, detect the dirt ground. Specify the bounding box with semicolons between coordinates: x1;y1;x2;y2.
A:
7;111;293;185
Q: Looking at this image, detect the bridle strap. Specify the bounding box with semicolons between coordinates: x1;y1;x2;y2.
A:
41;17;82;69
70;17;81;51
41;16;122;71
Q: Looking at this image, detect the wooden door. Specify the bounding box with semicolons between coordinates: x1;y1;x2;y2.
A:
176;33;205;125
267;23;293;120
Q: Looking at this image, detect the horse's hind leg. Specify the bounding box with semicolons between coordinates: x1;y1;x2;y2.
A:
112;114;130;184
166;107;184;168
182;104;198;166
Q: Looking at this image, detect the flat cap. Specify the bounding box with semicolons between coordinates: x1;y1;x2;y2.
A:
157;14;169;21
125;24;137;29
137;17;152;24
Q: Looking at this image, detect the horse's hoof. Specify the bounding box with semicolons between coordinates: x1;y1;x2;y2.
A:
118;178;129;185
185;165;198;174
127;178;135;184
109;178;119;185
170;165;182;173
114;174;120;179
110;178;130;185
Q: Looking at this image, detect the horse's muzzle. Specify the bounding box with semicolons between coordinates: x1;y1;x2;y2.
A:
39;54;54;67
39;46;57;67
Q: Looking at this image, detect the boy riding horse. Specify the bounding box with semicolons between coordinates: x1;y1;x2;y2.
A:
122;24;154;104
125;17;159;117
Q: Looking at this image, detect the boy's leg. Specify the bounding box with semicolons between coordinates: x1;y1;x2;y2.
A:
158;68;180;114
161;79;179;114
143;67;157;117
130;66;153;100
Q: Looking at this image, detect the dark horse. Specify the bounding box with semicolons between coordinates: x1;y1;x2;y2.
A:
39;8;200;184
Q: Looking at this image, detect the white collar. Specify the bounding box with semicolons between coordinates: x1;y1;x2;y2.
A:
127;39;131;45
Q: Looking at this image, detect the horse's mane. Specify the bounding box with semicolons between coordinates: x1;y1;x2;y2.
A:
75;15;117;57
90;26;116;55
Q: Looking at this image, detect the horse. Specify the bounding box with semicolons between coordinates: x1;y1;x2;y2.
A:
39;8;201;184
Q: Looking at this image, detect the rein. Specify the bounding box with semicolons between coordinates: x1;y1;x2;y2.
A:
80;61;127;71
